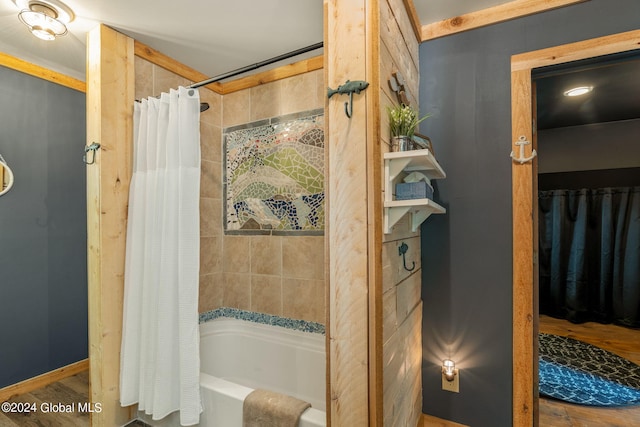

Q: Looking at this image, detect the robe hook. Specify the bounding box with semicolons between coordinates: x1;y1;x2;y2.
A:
83;142;101;165
399;242;415;272
327;80;369;119
510;136;537;164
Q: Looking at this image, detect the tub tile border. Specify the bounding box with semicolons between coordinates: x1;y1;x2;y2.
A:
199;307;325;335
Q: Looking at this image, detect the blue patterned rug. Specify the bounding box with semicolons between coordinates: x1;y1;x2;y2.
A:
539;333;640;406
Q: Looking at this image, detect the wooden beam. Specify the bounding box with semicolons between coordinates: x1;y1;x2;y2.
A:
512;28;640;71
0;360;89;402
0;52;85;92
220;55;323;94
134;39;323;95
367;0;383;424
133;40;223;94
402;0;422;43
421;0;588;41
86;24;135;427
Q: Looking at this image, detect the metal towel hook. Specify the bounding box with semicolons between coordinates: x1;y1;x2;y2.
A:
399;242;415;272
327;80;370;119
83;142;101;165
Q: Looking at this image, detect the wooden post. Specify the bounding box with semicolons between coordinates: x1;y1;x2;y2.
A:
511;67;535;427
86;24;135;427
325;0;382;425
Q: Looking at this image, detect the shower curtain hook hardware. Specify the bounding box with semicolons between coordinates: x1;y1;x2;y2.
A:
510;135;537;164
83;142;101;165
399;242;415;272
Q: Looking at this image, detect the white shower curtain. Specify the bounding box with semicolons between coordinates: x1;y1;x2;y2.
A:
120;86;202;425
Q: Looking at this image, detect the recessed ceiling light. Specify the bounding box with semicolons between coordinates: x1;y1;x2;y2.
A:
563;86;593;97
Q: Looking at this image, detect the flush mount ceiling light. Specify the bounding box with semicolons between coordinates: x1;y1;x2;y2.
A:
13;0;75;41
563;86;593;97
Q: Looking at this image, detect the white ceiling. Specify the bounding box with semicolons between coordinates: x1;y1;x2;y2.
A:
0;0;511;83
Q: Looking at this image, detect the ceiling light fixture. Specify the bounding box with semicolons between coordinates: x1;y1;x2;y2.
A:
14;0;75;41
563;86;593;97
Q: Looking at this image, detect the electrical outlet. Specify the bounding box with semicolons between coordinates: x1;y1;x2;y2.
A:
442;368;459;393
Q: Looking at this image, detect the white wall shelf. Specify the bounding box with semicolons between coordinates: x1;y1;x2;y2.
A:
384;149;446;233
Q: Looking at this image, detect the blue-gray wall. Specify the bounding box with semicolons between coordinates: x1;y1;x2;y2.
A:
0;66;87;387
419;1;640;425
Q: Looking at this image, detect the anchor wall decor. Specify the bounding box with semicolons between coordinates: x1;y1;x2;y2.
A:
510;135;537;164
388;71;410;106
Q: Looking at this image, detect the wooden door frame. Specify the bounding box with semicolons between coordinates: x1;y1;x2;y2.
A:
511;29;640;426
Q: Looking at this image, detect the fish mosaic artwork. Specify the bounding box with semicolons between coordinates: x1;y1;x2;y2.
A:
223;109;324;234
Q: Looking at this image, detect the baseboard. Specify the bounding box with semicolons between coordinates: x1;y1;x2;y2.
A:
423;413;470;427
0;358;89;402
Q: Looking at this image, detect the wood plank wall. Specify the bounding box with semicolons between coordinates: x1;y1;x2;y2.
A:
380;1;423;426
86;24;135;427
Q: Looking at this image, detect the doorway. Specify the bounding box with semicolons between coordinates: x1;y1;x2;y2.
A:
510;29;640;426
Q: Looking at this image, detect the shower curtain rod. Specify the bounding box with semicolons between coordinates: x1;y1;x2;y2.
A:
188;42;324;89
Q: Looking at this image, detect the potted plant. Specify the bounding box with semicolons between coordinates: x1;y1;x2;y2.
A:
386;104;430;151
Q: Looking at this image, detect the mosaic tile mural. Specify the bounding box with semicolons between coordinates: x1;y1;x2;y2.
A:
223;109;324;234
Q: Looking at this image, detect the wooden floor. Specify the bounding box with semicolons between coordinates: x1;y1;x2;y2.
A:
423;413;469;426
0;371;90;426
3;324;638;427
539;315;640;427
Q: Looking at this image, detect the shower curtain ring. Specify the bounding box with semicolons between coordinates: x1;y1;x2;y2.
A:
83;142;101;165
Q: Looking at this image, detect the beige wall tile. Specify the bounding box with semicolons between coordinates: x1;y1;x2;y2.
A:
153;66;190;95
200;160;221;199
251;235;282;276
210;198;222;236
223;235;250;273
199;273;223;313
199;88;222;127
206;69;327;322
222;272;251;310
201;122;221;163
223;90;250;128
281;73;319;114
282;278;324;323
251;81;281;121
282;236;324;280
314;70;325;109
250;275;283;316
134;57;153;100
200;197;217;237
200;236;222;275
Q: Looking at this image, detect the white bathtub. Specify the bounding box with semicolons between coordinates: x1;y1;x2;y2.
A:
196;317;326;427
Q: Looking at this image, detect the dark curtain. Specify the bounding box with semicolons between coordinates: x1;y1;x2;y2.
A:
539;186;640;327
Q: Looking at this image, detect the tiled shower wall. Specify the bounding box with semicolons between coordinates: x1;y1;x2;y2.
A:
135;58;325;324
